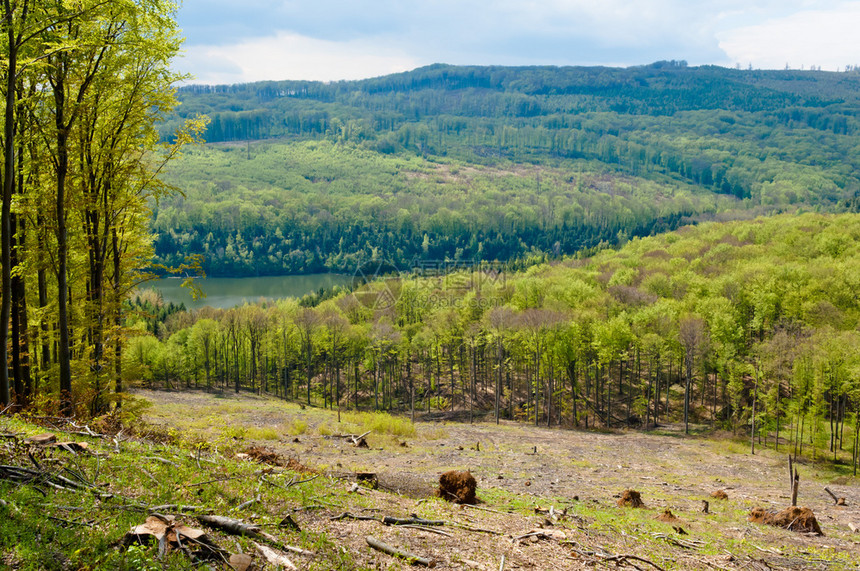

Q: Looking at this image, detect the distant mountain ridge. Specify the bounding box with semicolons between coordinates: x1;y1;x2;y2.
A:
164;62;860;140
153;63;860;277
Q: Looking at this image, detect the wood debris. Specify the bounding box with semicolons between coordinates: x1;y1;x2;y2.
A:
198;515;315;556
254;542;296;570
121;514;223;563
24;433;57;446
365;535;435;567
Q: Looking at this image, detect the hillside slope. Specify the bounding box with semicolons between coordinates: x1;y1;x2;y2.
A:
155;63;860;276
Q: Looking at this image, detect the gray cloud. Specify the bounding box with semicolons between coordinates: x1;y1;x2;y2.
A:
175;1;858;82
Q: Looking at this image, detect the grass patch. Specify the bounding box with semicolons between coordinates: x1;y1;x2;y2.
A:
340;411;416;437
288;418;308;435
245;425;280;440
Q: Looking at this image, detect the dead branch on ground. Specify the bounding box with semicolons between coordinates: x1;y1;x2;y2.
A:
198;515;314;556
365;535;435;567
824;487;846;505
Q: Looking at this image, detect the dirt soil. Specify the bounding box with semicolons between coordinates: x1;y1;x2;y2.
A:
138;389;860;570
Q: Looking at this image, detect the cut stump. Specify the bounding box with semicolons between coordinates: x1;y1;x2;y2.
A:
437;470;477;505
617;489;644;508
656;509;678;522
749;506;823;536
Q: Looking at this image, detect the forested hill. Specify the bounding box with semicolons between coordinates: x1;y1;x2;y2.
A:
154;63;860;277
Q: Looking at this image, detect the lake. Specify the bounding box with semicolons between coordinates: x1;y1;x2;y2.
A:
145;273;351;309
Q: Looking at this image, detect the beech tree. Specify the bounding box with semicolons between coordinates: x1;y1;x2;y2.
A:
0;0;195;412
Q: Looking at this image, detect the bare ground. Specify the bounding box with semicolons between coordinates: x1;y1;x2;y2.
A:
137;389;860;570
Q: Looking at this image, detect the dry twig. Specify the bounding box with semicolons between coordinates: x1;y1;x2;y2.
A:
365;535;434;567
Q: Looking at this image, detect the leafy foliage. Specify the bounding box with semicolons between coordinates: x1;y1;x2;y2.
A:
155;63;860;276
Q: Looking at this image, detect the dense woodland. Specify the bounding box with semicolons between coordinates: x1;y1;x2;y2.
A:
154;62;860;276
0;0;202;413
133;213;860;471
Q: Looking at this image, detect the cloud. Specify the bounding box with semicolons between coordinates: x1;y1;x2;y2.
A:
174;1;860;82
718;2;860;70
177;32;421;84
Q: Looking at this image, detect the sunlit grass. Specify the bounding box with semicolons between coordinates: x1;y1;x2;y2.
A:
340;410;416;437
288;418;308;435
0;415;363;570
245;426;280;440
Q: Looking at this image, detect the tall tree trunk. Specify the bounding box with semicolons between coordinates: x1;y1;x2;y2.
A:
37;241;51;371
10;211;30;403
54;76;74;416
495;341;502;424
0;9;18;406
112;230;123;400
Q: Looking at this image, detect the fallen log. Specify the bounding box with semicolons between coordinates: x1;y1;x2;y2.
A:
198;515;262;537
198;515;314;556
365;535;434;567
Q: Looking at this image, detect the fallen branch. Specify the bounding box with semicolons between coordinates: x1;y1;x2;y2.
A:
149;504;212;514
824;487;846;506
330;511;380;522
398;525;453;537
67;423;107;438
198;515;264;537
601;554;666;571
461;503;509;515
234;495;260;512
365;535;435;567
254;542;296;570
183;475;245;488
47;515;92;527
383;516;445;526
142;456;180;468
649;532;704;550
197;515;314;556
448;521;503;535
286;474;320;487
0;463;113;499
512;531;546;542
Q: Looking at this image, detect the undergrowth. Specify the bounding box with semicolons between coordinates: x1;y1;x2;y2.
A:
0;415;368;570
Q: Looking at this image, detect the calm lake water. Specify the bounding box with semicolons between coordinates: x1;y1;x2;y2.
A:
145;274;351;309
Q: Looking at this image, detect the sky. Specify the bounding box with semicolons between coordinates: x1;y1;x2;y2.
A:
175;0;860;85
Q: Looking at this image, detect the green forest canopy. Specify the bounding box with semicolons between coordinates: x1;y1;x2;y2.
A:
155;62;860;276
132;212;860;468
